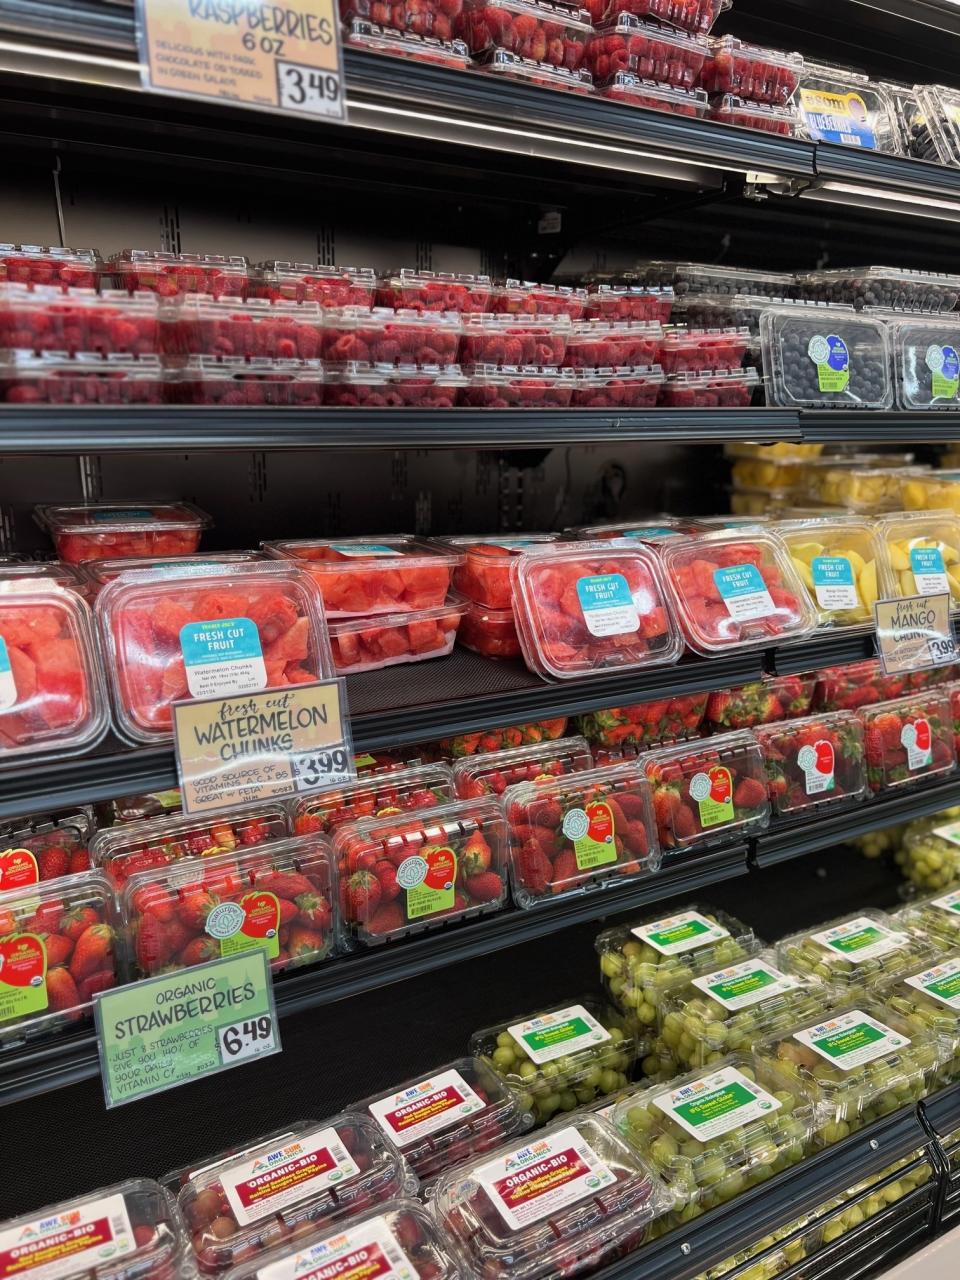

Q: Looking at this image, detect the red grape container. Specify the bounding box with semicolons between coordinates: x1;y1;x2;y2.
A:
433;1114;673;1280
109;249;252;298
324;361;466;407
321;305;460;366
0;351;166;405
639;729;771;851
81;550;264;598
585;282;675;322
339;0;463;39
488;279;589;318
459;600;521;658
160;294;323;360
858;690;956;793
178;1114;416;1274
329;594;468;672
659;367;760;406
587;0;729;32
0;283;161;355
0;242;102;289
344;17;474;67
96;561;333;744
377;268;492;313
701;36;802;104
481;50;595;92
459;312;571;366
569;364;666;407
511;542;681;679
36;500;211;564
704;673;817;730
597;73;708;115
444;532;560;608
452;733;593;797
575;692;708;749
262;535;460;617
460;365;576;407
457;0;593;69
708;94;799;135
659;326;750;374
168;356;323;405
754;710;867;819
254;258;377;306
292;762;454;837
564;319;663;368
659;528;816;654
0;1179;191;1280
585;16;709;88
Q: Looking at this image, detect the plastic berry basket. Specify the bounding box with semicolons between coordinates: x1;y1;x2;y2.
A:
775;909;936;999
638;260;795;299
479;49;595;92
35;500;211;565
456;0;593;68
324;361;466;407
753;710;867;820
796;266;960;313
659;326;750;374
291;762;454;838
95;561;333;744
329;594;468;672
458;312;571;366
0;283;161;355
658;528;817;654
332;797;508;945
160;294;322;359
659;368;760;406
794;63;901;154
460;365;576;406
108;249;252;298
889;318;960;410
459;599;522;658
774;516;883;627
345;17;474;66
708;95;798;135
442;532;559;609
488;279;589;318
875;511;960;607
253;258;376;306
701;36;802;105
321;306;460;366
262;535;460;617
759;304;893;409
179;1114;416;1275
0;351;166;405
339;0;463;40
584;283;675;322
0;242;102;289
597;75;709;116
510;542;682;680
858;691;956;794
377;268;492;313
452;733;592;798
569;364;666;406
167;356;323;405
575;693;708;749
704;673;817;730
585;16;709;88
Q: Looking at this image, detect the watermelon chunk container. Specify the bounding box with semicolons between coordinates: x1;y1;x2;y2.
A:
95;561;334;745
35;500;212;565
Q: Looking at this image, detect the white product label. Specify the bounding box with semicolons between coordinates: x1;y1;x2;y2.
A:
508;1004;611;1064
901;720;933;771
910;546;949;596
575;573;640;638
180;617;267;699
713;563;776;622
692;960;799;1012
793;1010;910;1072
811;556;859;610
797;740;836;796
0;637;17;710
328;544;403;557
221;1127;360;1227
810;916;910;964
934;822;960;847
631;910;730;956
255;1217;417;1280
905;957;960;1011
654;1066;781;1142
368;1068;485;1147
475;1127;616;1231
932;889;960;917
0;1194;135;1280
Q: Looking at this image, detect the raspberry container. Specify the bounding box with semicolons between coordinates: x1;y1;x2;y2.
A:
168;356;323;405
704;673;817;730
510;542;682;680
488;280;589;318
659;326;750;374
377;268;492;313
876;954;960;1082
122;834;337;978
0;351;166;405
109;249;252;298
262;535;460;617
96;561;333;744
433;1114;672;1278
638;729;770;851
480;49;595;92
458;312;571;366
161;294;323;359
443;533;559;609
638;260;795;299
585;16;709;88
453;734;592;798
504;760;659;906
896;889;960;952
81;550;264;598
889;318;960;410
859;691;956;793
585;0;729;32
575;692;708;749
329;594;468;672
754;711;867;819
708;96;799;134
659;528;817;654
292;762;454;837
459;600;521;658
877;510;960;606
776;910;936;1001
90;802;290;887
333;796;508;944
759;304;893;409
426;717;569;759
0;283;161;355
598;74;708;115
36;500;211;564
796;266;960;313
701;36;802;105
659;367;760;406
0;1179;190;1280
320;306;460;366
254;258;377;306
456;0;593;68
179;1114;416;1274
0;243;102;289
339;0;462;39
345;16;474;66
775;516;883;627
0;869;120;1049
460;365;576;406
323;361;467;407
561;321;664;367
794;64;901;154
584;283;675;322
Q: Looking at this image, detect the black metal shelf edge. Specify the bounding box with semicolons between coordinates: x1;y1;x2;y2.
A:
797;411;960;442
921;1081;960;1142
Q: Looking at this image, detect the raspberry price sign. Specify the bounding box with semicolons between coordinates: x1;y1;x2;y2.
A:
874;593;956;675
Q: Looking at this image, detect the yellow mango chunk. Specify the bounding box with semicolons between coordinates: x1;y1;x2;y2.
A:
900;569;917;595
888;541;911;572
859;560;878;607
843;548;866;577
791;556;815;590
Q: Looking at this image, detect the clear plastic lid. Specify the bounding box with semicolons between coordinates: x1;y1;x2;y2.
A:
457;0;594;61
345;15;473;68
660;325;752;374
504;760;659;907
0;283;161;355
165;355;323;406
320;306;461;366
81;550;264;596
570;515;702;542
659;367;760;406
776;909;936;994
109;248;252;297
292;762;454;837
897;819;960;895
453;735;593;798
480;49;595;93
796;266;960;314
753;710;868;818
0;243;102;289
122;833;337;978
704;673;817;730
811;656;941;711
0;812;91;885
732;456;806;493
160;293;323;359
794;64;901;154
564;319;663;367
598;73;709;116
709;95;800;135
254;255;377;306
459;598;521;659
0;351;166;405
323;361;466;407
332;797;507;944
488;279;589;319
636;261;795;299
774;516;883;626
808;462;924;514
759;304;893;410
460;365;576;407
877;510;960;606
0;1178;190;1280
914;84;960;167
96;561;333;744
442;533;559;609
584;282;675;322
701;36;803;105
262;535;460;617
659;528;817;654
458;312;571;366
730;487;797;518
180;1114;417;1274
585;16;710;90
329;594;467;672
860;690;956;792
575;692;708;750
896;887;960;951
596;0;729;33
677;292;793;335
0;560;86;590
878;951;960;1073
35;500;211;564
510;542;682;680
377;268;492;314
888;318;960;410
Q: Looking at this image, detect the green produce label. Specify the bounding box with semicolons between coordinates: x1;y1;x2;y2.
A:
794;1010;909;1072
509;1003;610;1065
927;344;960;401
690;765;734;828
0;932;47;1024
811;916;909;964
655;1065;781;1141
808;333;850;393
632;910;730;956
693;960;798;1012
905;957;960;1011
398;846;456;920
562;801;618;871
932;889;960;916
933;823;960;849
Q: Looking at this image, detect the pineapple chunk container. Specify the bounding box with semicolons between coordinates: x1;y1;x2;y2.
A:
877;509;960;606
773;516;882;628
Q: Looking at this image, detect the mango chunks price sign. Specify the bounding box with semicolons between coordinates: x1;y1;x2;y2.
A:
135;0;346;121
874;593;957;675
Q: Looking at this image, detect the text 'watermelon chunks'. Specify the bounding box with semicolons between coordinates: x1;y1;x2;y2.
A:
0;600;92;747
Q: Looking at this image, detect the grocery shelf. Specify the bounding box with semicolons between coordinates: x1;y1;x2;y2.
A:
797;412;960;443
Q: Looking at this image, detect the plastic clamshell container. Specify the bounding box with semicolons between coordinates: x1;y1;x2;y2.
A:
353;1058;533;1187
753;711;867;819
444;533;560;609
376;268;492;313
332;796;508;944
0;351;165;405
637;260;795;299
109;248;252;298
811;657;948;712
81;550;265;597
638;729;771;851
585;16;709;89
323;361;466;407
488;279;588;318
329;594;468;672
36;500;211;564
701;35;802;104
179;1114;417;1275
589;0;729;33
434;1113;672;1280
426;717;569;759
0;869;120;1049
0;282;160;354
459;600;520;658
889;318;960;410
659;528;817;654
510;542;681;680
345;17;474;68
0;242;102;289
292;762;455;837
658;367;759;406
470;996;639;1123
160;293;323;359
709;96;799;134
659;326;749;374
262;534;460;617
0;1178;191;1280
0;561;84;592
877;510;960;606
896;820;960;895
875;954;960;1082
574;692;708;749
859;690;957;792
0;813;91;884
220;1199;464;1280
730;487;798;518
900;471;960;515
167;355;323;405
759;304;893;409
796;266;960;313
726;442;824;462
122;833;337;978
458;312;571;366
794;63;901;154
570;516;703;542
774;517;883;627
895;888;960;952
704;673;817;731
916;83;960;167
254;256;377;306
775;909;936;998
460;364;576;406
814;463;926;515
96;561;333;744
457;0;593;67
584;282;675;322
598;74;708;116
564;319;663;367
320;306;460;367
90;802;290;887
505;760;659;907
480;50;596;91
453;734;593;798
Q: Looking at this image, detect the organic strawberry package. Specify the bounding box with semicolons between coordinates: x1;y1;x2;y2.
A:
96;561;333;744
704;673;817;731
754;711;868;819
812;657;941;711
452;734;592;799
109;248;252;298
0;869;121;1049
122;834;337;977
0;815;91;886
254;260;377;307
433;1114;672;1280
178;1114;417;1274
333;797;507;944
292;762;454;837
329;596;468;672
35;500;211;564
511;543;681;680
425;717;568;758
858;691;956;793
575;693;708;750
445;533;560;609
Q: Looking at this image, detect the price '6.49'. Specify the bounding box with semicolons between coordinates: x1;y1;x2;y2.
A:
219;1015;277;1063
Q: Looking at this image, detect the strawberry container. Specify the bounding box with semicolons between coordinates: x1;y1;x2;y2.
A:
708;95;798;134
812;658;944;712
659;326;750;374
660;367;760;406
443;533;559;608
427;717;569;759
81;550;264;598
858;691;956;793
0;868;120;1049
96;561;333;744
659;529;816;654
510;542;682;680
0;1179;190;1280
457;0;592;68
179;1114;416;1274
488;280;589;318
776;909;936;1000
754;710;867;819
321;306;460;366
324;361;467;407
796;265;960;313
569;364;666;407
262;535;460;617
459;600;521;657
35;500;211;564
168;356;323;405
433;1114;672;1277
585;16;709;88
0;283;161;355
160;294;323;360
775;516;883;627
458;312;571;366
377;268;492;313
329;594;467;672
876;511;960;607
480;49;595;92
346;16;475;66
90;803;290;888
584;283;675;322
639;729;770;851
459;365;576;406
122;834;338;978
292;762;454;838
505;760;659;907
701;36;802;105
889;318;960;410
339;0;463;39
705;674;817;731
639;260;795;299
254;259;376;306
0;243;102;289
333;797;507;944
565;320;663;368
0;816;91;887
597;74;708;115
575;692;708;750
109;249;252;298
794;63;901;154
0;351;166;404
453;734;592;798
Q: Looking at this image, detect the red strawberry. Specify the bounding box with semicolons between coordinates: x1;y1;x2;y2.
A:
346;870;381;922
864;728;885;765
653;787;681;830
69;924;115;980
517;841;552;895
256;870;314;899
373;859;400;902
874;712;903;750
674;804;698;839
616;791;649;820
78;968;116;1002
465;871;504;903
366;902;403;936
130;881;175;923
277;898;299;926
461;830;492;877
623;820;649;858
528;798;562;829
288;925;326;958
551;851;578;889
42;934;73;967
46;966;79;1011
58;903;99;941
29;898;66;935
179;936;220;966
68;848;91;874
733;777;767;809
37;846;70;881
296;892;332;928
178;890;218;931
136;914;172;973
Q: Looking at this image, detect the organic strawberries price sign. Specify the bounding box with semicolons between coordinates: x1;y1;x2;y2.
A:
874;593;957;675
135;0;346;121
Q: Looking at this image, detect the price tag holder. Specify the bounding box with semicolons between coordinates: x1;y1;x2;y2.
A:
134;0;346;122
94;951;280;1109
874;593;957;675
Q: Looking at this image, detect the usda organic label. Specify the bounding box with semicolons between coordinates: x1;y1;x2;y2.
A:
509;1004;610;1064
793;1010;909;1072
692;960;798;1012
632;910;730;956
810;916;910;964
654;1065;781;1141
905;957;960;1011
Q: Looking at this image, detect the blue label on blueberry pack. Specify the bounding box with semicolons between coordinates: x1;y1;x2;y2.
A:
328;543;402;557
811;555;858;610
910;546;948;594
798;88;877;149
714;563;775;622
575;572;640;638
179;617;267;699
927;344;960;401
0;635;15;709
91;508;153;522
